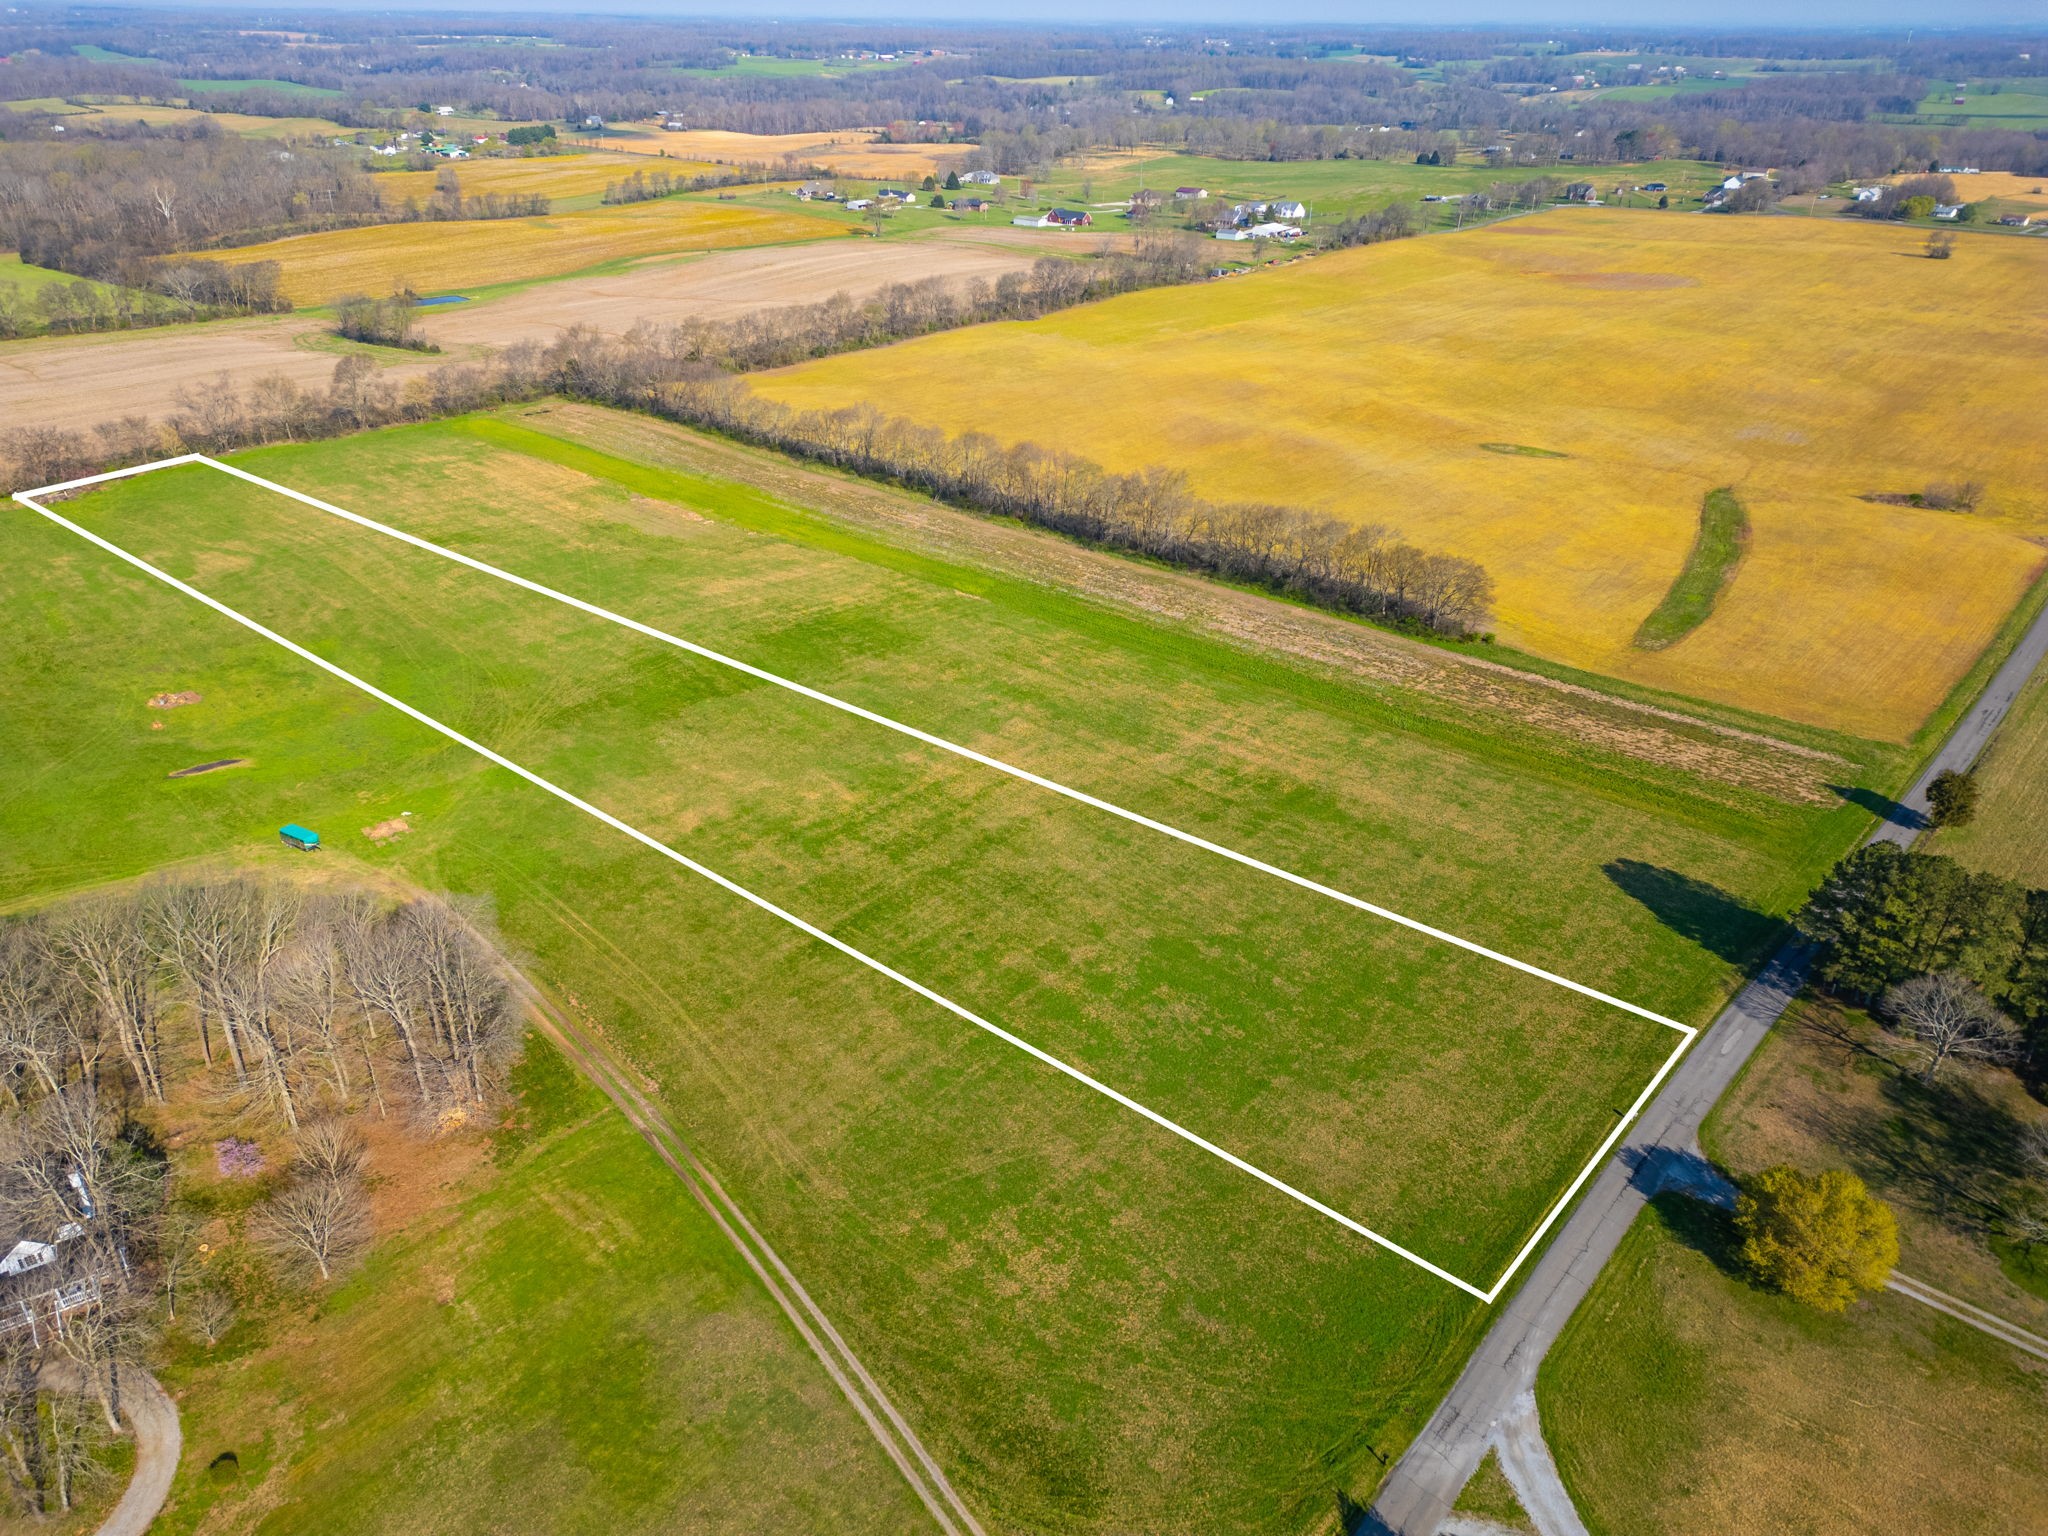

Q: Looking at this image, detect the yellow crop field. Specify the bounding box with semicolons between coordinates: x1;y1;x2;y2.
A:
757;210;2048;739
223;199;847;305
42;101;351;137
1889;170;2048;203
369;152;722;206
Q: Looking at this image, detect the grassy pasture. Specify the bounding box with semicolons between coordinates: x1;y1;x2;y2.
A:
150;1036;926;1534
1542;998;2048;1534
1;412;1848;1530
1036;153;1721;220
220;199;844;305
1927;661;2048;887
1539;1196;2048;1536
755;209;2048;740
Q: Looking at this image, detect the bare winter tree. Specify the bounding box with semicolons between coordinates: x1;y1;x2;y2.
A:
1882;972;2022;1085
50;895;166;1102
0;920;68;1105
343;918;430;1108
291;1119;365;1184
253;1171;370;1283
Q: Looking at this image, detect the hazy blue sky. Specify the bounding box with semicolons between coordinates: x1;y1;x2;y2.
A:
168;1;2045;25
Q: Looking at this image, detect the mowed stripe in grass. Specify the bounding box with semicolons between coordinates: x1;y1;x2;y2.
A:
4;417;1827;1529
755;209;2048;739
222;199;846;305
1634;488;1750;650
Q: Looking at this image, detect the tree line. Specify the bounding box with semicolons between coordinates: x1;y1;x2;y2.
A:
5;314;1497;641
0;875;523;1517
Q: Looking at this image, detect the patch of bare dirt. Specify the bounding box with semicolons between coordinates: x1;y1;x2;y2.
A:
0;315;438;432
361;817;410;843
148;690;203;708
418;230;1046;346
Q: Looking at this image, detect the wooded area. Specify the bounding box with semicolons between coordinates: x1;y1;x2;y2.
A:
0;876;523;1519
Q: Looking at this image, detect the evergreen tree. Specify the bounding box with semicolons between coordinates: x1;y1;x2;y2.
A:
1925;768;1979;827
1804;845;2025;997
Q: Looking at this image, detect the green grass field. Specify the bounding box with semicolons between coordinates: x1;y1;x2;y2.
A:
1539;1196;2048;1536
151;1035;927;1534
2;409;1866;1529
1929;662;2048;886
1028;154;1722;222
1633;489;1750;651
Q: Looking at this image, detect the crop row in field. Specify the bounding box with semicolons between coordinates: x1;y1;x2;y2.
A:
755;208;2048;740
3;411;1838;1530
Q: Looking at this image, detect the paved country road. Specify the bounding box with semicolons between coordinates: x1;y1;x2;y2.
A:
1365;592;2048;1536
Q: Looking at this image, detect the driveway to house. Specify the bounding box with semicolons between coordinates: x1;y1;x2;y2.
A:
96;1367;180;1536
1365;593;2048;1536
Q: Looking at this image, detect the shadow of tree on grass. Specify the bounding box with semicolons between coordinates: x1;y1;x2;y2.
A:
1602;859;1781;965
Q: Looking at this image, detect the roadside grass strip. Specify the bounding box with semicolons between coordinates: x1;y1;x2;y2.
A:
16;454;1698;1304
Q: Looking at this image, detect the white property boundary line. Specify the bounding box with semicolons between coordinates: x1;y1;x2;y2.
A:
17;453;1697;1304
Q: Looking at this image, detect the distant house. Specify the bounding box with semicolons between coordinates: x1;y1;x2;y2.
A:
1997;212;2036;226
1932;203;1963;220
435;105;454;116
1229;201;1268;223
846;198;874;211
875;187;911;201
1852;185;1885;202
1129;188;1165;209
1173;186;1208;200
961;169;1001;185
581;115;605;130
795;180;833;199
1719;174;1745;191
1270;200;1307;221
1563;182;1597;202
1639;181;1668;192
951;196;993;211
660;116;688;131
1012;209;1092;228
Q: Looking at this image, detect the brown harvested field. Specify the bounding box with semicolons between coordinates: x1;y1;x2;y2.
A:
0;229;1062;428
419;230;1048;344
1888;170;2048;204
593;126;976;179
0;315;436;431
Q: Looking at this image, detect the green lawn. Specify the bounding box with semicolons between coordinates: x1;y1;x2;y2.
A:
1;408;1862;1529
151;1035;928;1535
